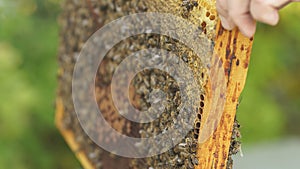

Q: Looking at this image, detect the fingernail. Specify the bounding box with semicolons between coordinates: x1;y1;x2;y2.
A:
240;28;254;38
263;11;279;25
240;21;256;38
219;16;232;30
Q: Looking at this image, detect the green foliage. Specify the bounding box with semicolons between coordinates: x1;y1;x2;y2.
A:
238;4;300;143
0;0;80;168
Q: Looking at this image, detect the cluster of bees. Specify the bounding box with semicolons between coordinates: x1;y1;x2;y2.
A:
227;118;242;169
127;32;202;168
58;0;242;168
181;0;199;18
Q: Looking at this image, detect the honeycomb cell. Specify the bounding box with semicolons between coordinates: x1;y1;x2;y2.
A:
200;101;205;108
209;15;215;20
206;11;210;17
200;94;205;101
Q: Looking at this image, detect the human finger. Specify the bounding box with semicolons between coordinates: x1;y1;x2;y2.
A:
217;0;236;30
265;0;299;9
250;0;279;25
227;0;256;37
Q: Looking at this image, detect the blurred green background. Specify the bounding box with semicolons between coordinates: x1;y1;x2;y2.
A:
0;0;299;168
0;0;80;168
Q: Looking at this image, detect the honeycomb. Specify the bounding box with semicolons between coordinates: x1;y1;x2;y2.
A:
56;0;253;169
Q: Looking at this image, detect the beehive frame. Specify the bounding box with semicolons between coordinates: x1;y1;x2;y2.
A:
56;0;253;168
